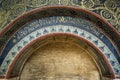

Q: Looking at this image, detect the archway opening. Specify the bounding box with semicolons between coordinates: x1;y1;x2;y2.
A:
5;34;113;80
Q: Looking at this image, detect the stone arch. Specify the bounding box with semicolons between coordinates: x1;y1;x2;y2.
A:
0;6;120;79
6;33;113;79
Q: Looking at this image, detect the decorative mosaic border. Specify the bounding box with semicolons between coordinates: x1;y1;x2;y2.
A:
0;16;120;77
0;25;120;76
1;16;119;63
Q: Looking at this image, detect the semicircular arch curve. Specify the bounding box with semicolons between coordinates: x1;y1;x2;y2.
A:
0;6;120;79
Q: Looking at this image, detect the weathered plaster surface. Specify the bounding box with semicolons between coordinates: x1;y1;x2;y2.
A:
20;42;100;80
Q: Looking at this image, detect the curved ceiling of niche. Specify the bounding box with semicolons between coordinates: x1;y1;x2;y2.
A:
0;0;120;32
0;6;119;79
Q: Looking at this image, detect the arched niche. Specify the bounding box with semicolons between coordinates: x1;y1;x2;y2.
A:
20;36;101;80
0;6;120;79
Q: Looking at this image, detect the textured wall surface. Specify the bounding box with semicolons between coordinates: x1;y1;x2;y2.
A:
20;42;100;80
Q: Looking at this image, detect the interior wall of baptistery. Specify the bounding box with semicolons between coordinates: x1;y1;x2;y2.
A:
19;42;100;80
0;0;120;80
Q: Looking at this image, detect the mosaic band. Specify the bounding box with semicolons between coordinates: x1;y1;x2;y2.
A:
0;16;120;76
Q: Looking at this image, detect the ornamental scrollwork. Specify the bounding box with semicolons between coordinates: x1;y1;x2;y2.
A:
0;0;119;32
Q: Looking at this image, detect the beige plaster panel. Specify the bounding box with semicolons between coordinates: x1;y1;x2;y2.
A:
20;42;100;80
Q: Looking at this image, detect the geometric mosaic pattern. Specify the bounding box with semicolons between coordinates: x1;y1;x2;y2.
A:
0;1;119;79
0;24;120;76
0;13;119;79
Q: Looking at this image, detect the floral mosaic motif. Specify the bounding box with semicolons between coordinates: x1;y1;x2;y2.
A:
0;8;10;30
24;0;48;7
70;0;82;6
82;0;94;9
49;0;70;5
0;25;120;76
11;4;26;16
100;9;112;20
2;0;16;10
104;0;118;11
0;0;119;31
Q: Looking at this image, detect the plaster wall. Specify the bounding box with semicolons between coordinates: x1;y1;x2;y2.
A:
19;42;100;80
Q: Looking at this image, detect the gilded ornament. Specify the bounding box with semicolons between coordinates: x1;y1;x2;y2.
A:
104;0;117;10
82;0;94;9
118;13;120;24
58;0;70;5
11;4;26;16
92;0;100;5
49;0;70;5
100;9;112;20
2;0;16;10
48;0;58;5
24;0;48;7
0;8;10;29
15;0;25;4
0;0;119;32
13;39;17;43
109;19;117;26
71;0;82;6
